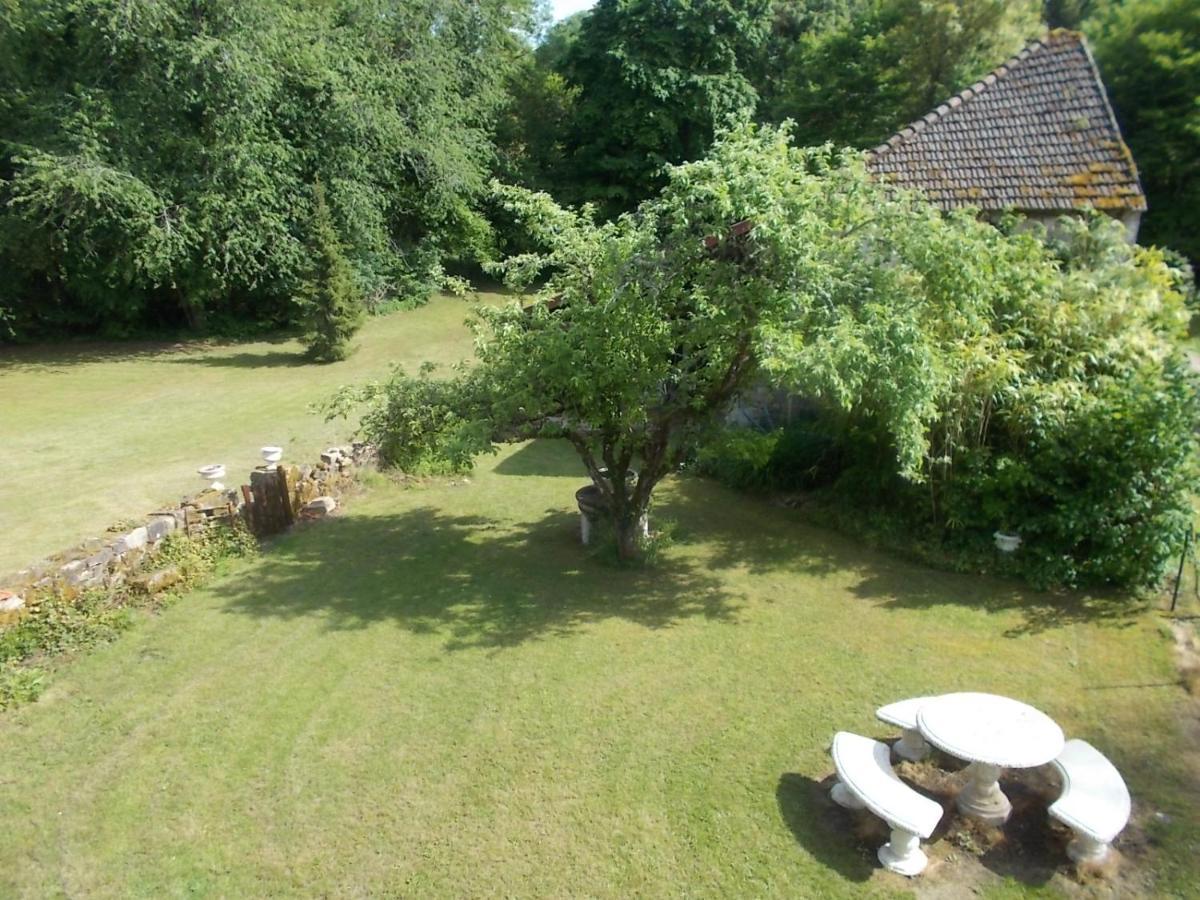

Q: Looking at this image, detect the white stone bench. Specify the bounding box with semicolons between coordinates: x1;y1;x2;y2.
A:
1049;739;1131;864
830;731;945;876
876;696;936;761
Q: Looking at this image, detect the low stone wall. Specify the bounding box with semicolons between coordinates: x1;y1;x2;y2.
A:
0;442;376;622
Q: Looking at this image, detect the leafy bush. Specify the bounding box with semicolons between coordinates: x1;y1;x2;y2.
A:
710;213;1198;590
695;429;780;492
323;365;493;474
696;416;841;493
945;362;1198;588
766;416;842;491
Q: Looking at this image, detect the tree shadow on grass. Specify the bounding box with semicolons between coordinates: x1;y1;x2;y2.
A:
493;440;591;479
163;350;307;369
0;334;298;374
659;472;1141;636
219;505;743;651
661;474;1147;638
846;564;1146;638
775;773;875;883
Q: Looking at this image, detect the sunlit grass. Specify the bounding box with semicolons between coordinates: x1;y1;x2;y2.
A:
0;293;500;575
0;440;1194;897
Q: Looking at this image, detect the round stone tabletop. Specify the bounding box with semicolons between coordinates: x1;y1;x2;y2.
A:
916;692;1064;769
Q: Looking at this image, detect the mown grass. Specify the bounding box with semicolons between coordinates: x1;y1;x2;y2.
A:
0;293;492;575
0;440;1195;897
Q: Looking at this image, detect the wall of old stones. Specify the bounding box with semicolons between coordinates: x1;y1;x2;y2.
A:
0;443;375;623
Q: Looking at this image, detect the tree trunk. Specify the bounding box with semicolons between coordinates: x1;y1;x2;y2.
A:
178;287;206;331
615;515;642;561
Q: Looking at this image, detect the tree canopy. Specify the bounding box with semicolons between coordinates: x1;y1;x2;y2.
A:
2;0;1195;339
0;0;535;337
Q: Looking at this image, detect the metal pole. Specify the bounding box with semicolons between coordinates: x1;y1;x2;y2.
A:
1171;527;1192;612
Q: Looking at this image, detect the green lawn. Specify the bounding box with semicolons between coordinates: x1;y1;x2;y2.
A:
0;440;1195;897
0;294;489;576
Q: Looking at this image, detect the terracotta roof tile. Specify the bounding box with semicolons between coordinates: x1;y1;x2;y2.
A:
867;30;1146;213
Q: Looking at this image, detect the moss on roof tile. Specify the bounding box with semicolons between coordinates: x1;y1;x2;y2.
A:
867;31;1145;215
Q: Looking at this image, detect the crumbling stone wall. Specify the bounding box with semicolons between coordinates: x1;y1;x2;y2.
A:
0;442;375;623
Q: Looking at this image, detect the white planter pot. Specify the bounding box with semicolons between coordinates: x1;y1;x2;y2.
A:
198;463;227;492
993;531;1022;553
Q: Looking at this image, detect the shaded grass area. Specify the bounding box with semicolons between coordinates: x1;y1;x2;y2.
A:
0;440;1195;897
0;293;495;575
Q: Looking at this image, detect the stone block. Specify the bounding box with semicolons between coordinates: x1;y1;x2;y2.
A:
0;590;24;612
305;496;337;516
60;560;88;585
133;566;182;595
115;526;148;554
87;547;114;570
146;516;176;542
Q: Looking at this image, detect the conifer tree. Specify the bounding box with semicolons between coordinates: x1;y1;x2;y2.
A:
301;181;363;363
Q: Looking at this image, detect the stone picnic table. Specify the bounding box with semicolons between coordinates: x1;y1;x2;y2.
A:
916;691;1065;825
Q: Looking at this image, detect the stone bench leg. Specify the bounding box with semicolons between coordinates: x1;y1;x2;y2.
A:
830;781;866;810
1066;832;1111;865
878;825;928;876
894;727;931;762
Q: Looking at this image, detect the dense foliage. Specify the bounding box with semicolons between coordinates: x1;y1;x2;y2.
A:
500;0;1195;264
757;0;1042;147
0;0;534;338
3;0;1195;339
700;206;1198;589
1088;0;1200;262
554;0;771;217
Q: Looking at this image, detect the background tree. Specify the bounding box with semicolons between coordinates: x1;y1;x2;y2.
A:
300;181;363;363
0;0;535;339
556;0;771;216
757;0;1041;146
1087;0;1200;262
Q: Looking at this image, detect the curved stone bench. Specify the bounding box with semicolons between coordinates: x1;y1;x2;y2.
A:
876;696;937;761
830;731;945;876
1049;739;1131;864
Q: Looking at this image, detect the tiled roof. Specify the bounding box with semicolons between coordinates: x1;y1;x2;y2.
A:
867;30;1146;213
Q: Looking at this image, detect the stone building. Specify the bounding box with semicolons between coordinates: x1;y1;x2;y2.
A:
867;30;1145;240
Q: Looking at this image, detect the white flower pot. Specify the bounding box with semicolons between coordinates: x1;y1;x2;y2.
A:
993;531;1022;553
198;464;226;492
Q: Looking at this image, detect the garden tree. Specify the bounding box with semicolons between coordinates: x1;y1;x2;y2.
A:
343;126;1059;558
756;0;906;146
0;0;536;338
887;0;1042;113
1088;0;1200;263
300;181;363;362
344;125;1195;582
758;0;1041;147
556;0;772;216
